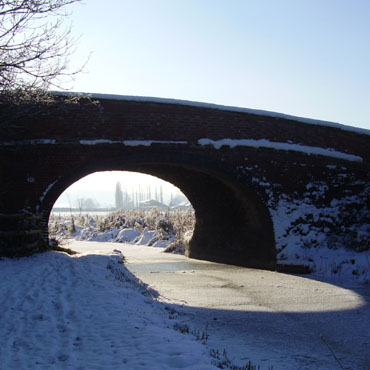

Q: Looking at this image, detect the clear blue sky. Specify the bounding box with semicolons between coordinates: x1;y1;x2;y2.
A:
64;0;370;130
55;0;370;202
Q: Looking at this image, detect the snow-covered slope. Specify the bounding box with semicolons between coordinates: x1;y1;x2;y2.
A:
0;250;219;370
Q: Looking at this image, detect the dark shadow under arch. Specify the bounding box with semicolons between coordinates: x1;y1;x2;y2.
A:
42;151;276;269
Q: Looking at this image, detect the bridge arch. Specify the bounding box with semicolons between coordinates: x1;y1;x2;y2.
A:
3;95;367;266
42;151;276;269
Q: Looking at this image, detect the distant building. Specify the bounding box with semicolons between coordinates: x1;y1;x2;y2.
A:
169;194;192;210
138;199;167;209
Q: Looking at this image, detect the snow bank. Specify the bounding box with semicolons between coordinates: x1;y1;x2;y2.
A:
70;226;173;248
136;230;158;245
71;224;176;248
268;189;370;283
0;250;218;369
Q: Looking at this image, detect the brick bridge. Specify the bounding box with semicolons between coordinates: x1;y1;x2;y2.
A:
1;94;369;269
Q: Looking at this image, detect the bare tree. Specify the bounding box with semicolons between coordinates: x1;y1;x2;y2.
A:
76;197;84;215
0;0;83;94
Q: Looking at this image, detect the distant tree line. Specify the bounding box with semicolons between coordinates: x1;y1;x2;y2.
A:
53;182;186;213
115;182;166;210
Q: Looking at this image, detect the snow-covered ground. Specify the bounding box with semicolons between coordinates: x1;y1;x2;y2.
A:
0;250;225;370
2;242;369;370
21;206;366;368
270;195;370;283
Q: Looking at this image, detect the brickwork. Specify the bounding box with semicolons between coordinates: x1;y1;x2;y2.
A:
0;96;369;268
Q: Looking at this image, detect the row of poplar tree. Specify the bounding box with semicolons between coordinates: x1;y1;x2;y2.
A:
114;182;165;210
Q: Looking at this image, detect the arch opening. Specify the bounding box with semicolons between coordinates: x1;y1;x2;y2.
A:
49;171;195;254
43;158;276;270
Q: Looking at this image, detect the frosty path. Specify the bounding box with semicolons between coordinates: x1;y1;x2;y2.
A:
71;241;370;370
0;249;218;370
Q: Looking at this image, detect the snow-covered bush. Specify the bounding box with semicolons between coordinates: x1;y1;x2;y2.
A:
48;209;195;253
268;181;370;281
163;240;186;254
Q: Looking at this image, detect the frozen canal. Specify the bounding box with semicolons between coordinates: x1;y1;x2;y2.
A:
70;240;370;370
